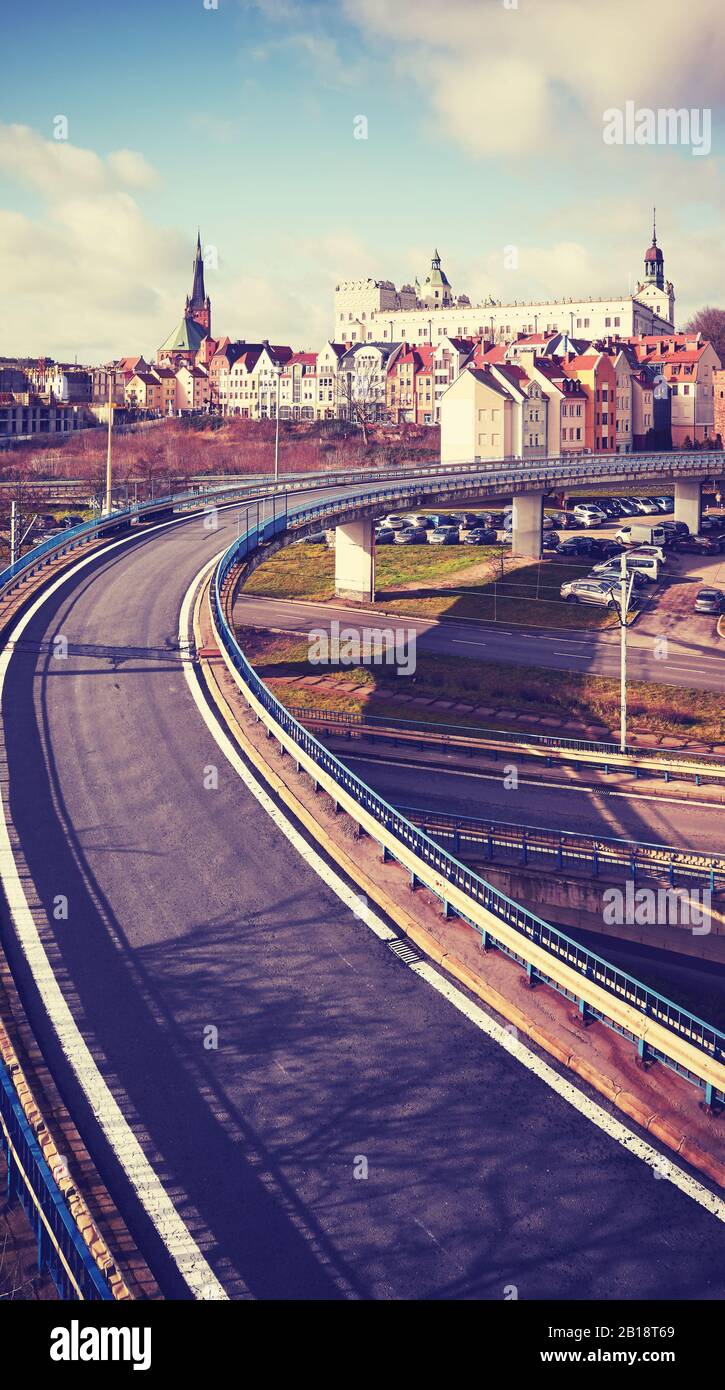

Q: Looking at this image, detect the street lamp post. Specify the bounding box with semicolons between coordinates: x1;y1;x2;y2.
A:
272;365;282;483
103;374;114;515
615;550;635;753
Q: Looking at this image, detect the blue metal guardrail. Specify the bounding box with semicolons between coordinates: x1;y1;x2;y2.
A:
1;445;720;600
0;1061;112;1300
397;807;725;892
284;705;725;777
213;497;725;1108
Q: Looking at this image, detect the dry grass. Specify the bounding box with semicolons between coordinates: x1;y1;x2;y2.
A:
243;543;624;629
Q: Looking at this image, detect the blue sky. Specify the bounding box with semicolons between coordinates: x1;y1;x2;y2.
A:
1;0;724;360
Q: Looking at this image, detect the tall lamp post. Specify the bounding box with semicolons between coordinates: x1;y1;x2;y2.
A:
272;365;282;483
103;373;115;515
612;550;635;753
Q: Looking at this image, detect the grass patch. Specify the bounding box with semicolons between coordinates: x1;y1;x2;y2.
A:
243;543;622;629
237;627;725;745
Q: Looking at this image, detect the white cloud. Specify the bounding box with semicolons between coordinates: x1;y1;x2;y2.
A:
343;0;725;159
0;123;331;360
106;149;159;189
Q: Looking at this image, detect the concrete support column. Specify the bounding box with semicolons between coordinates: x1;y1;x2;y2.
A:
511;491;543;559
334;518;375;603
674;479;702;534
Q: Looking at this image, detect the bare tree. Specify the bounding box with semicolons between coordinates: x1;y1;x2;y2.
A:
340;364;381;446
684;306;725;364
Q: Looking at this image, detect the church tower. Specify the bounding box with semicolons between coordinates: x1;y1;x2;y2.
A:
185;230;212;335
644;209;665;290
635;210;675;328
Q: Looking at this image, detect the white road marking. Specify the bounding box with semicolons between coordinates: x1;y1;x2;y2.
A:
409;958;725;1221
343;755;725;815
179;561;396;949
188;567;725;1225
0;518;242;1301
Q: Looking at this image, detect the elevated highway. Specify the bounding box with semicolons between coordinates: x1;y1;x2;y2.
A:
0;474;723;1300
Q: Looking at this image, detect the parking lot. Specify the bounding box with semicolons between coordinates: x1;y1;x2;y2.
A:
374;495;725;643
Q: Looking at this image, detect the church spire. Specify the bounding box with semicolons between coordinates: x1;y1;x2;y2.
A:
185;228;212;336
189;230;206;311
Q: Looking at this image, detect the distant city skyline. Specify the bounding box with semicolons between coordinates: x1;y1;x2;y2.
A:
1;0;724;361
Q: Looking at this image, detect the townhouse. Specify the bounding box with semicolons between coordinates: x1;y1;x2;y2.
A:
125;372;163;412
279;352;318;421
624;334;721;446
338;343;402;427
559;351;617;452
440;366;515;463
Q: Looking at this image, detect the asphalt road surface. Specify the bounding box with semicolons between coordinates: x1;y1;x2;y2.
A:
338;752;725;853
1;503;723;1300
234;592;725;693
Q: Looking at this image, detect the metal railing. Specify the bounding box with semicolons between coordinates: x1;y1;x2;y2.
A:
286;706;725;785
398;807;725;891
211;496;725;1105
2;443;721;605
0;1061;113;1300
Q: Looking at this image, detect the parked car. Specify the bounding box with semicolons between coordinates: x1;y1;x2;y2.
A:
548;511;575;529
693;587;725;614
628;544;667;565
560;578;619;607
573;503;607;527
592;564;647;589
462;528;497;545
587;539;622;559
480;511;505;528
674;534;720;554
429;527;459;544
299;531;328;545
552;539;586;556
616;524;666;547
542;532;561;551
395;526;428;544
593;553;659;583
615;498;638;516
654;495;674;512
381;514;405;530
661;520;689;538
404;514;434;529
374;527;395;544
430;513;457;528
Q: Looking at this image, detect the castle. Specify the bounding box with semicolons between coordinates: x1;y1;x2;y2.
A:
334;219;676;347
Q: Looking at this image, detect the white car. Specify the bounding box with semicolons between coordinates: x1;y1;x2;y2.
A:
593;553;660;583
381;514;405;531
628;544;667;565
573;503;607;528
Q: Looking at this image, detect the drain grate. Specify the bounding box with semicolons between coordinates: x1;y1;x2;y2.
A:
387;939;421;967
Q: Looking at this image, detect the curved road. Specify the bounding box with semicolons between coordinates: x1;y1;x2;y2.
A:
0;503;723;1300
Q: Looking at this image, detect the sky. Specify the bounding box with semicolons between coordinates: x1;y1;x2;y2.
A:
1;0;724;362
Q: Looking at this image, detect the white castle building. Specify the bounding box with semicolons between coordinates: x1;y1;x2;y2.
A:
334;223;675;347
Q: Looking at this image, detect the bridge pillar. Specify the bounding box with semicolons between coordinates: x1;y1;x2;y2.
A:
511;491;543;558
674;479;702;534
335;518;375;603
